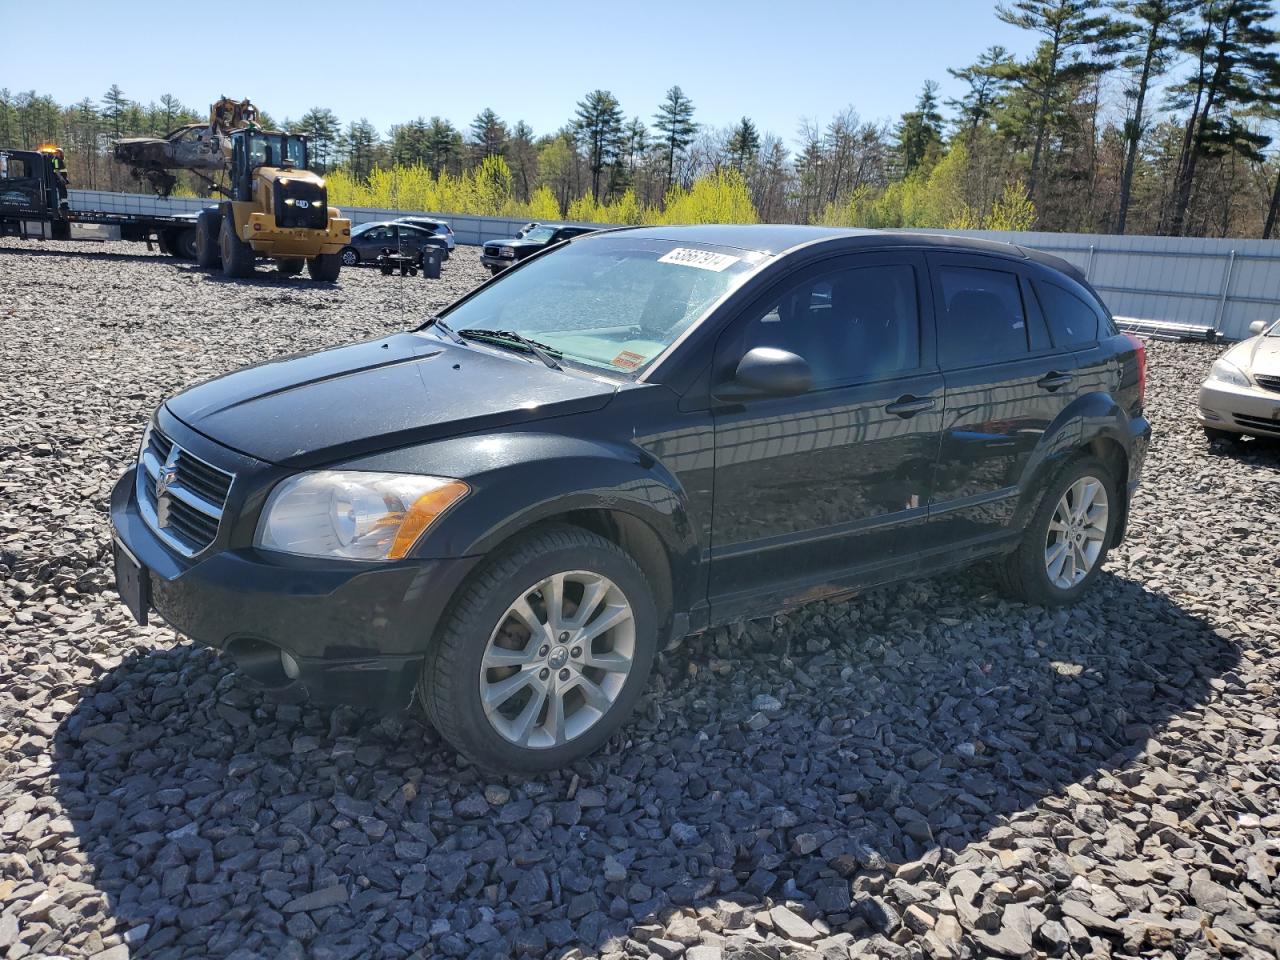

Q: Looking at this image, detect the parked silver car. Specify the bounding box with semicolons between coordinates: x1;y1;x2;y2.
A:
1198;318;1280;441
339;222;446;268
394;216;456;251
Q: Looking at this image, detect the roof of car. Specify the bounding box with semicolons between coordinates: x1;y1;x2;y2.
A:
584;223;1085;283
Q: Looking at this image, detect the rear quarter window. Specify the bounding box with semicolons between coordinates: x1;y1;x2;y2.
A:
1034;279;1101;347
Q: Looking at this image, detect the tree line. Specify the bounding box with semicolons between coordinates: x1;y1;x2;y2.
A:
2;0;1277;237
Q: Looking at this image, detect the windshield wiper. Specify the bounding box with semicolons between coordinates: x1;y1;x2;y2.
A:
458;328;562;370
417;315;464;344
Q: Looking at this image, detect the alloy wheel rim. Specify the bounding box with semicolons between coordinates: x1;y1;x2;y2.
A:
1044;476;1109;590
341;250;357;265
479;570;635;750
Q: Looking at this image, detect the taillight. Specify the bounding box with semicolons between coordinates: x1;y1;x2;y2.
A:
1123;333;1147;409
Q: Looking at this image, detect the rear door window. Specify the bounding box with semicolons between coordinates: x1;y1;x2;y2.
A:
1033;279;1100;347
935;266;1029;367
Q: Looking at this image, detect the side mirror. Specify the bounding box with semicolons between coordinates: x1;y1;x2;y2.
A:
1248;320;1268;336
717;347;812;399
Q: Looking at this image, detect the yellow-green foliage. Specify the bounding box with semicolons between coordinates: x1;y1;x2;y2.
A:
325;159;760;226
656;170;758;225
821;142;1036;231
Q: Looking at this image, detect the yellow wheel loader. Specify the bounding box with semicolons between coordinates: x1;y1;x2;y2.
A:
192;128;351;281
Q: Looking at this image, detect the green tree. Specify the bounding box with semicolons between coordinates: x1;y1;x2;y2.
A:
996;1;1128;201
424;117;462;176
296;107;342;170
101;84;130;140
727;116;761;172
947;46;1016;138
469;108;508;160
1111;0;1194;233
340;118;380;179
653;85;697;192
573;89;624;200
1166;0;1280;235
895;81;945;174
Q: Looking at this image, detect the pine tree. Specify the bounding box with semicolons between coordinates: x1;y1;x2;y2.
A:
573;90;624;200
469;108;508;160
340;119;380;179
996;1;1129;201
425;117;462;176
296;107;341;170
1111;0;1194;233
653;85;697;192
947;46;1016;138
1165;0;1280;235
727;117;761;172
101;84;130;140
895;81;945;174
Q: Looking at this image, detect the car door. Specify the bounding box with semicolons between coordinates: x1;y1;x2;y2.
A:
926;253;1079;546
356;225;393;258
708;252;943;618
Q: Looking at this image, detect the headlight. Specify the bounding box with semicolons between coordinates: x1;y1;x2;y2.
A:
1207;358;1249;388
499;246;515;258
255;471;469;561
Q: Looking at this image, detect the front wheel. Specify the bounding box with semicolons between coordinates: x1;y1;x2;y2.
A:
420;526;658;774
339;247;359;267
307;253;341;282
219;215;255;278
994;456;1119;606
195;209;221;268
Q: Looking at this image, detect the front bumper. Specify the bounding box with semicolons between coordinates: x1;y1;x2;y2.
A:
245;213;352;258
1198;380;1280;437
109;466;478;713
480;254;514;272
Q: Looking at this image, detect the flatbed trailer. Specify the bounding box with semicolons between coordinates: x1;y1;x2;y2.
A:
1;148;200;258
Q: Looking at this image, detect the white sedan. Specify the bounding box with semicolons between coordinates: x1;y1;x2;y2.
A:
1198;318;1280;441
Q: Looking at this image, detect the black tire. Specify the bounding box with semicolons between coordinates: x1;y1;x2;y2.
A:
275;258;305;276
993;455;1120;607
307;253;341;282
219;215;255;278
171;226;198;260
420;525;658;774
1203;425;1239;443
339;247;359;267
195;210;221;268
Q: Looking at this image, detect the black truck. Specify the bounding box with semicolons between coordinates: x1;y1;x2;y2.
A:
480;222;597;274
0;148;199;258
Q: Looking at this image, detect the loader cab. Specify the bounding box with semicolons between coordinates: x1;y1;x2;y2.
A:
229;131;309;201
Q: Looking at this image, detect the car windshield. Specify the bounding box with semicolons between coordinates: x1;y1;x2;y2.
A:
351;222;382;236
433;237;764;375
521;226;559;244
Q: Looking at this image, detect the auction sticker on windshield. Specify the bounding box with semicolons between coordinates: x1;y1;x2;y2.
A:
657;247;740;272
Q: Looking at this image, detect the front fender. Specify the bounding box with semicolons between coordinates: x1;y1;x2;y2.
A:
341;430;701;607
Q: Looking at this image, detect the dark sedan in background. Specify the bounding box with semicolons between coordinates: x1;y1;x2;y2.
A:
340;221;448;268
481;223;597;274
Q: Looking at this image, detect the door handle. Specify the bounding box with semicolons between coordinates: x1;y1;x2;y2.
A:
1037;371;1074;391
884;395;936;417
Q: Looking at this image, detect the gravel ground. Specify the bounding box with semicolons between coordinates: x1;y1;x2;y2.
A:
0;238;1277;960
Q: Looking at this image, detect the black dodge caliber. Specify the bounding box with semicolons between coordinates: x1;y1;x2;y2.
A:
111;225;1150;772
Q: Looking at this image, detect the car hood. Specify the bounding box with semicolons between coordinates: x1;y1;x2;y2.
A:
488;236;543;250
1233;334;1280;377
165;332;618;466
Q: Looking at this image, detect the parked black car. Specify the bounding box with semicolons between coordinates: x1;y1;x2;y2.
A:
111;225;1149;772
340;221;448;268
480;222;597;274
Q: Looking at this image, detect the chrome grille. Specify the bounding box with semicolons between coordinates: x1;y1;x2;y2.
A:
1253;373;1280;393
136;426;234;556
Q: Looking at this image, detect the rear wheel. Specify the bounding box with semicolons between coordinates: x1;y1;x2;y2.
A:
219;215;255;278
994;456;1119;606
171;226;198;259
275;258;305;276
195;210;221;268
420;526;657;774
307;253;341;282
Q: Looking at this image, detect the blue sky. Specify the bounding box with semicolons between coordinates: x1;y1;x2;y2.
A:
4;1;1044;146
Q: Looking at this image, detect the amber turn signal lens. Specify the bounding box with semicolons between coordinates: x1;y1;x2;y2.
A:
386;480;470;559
